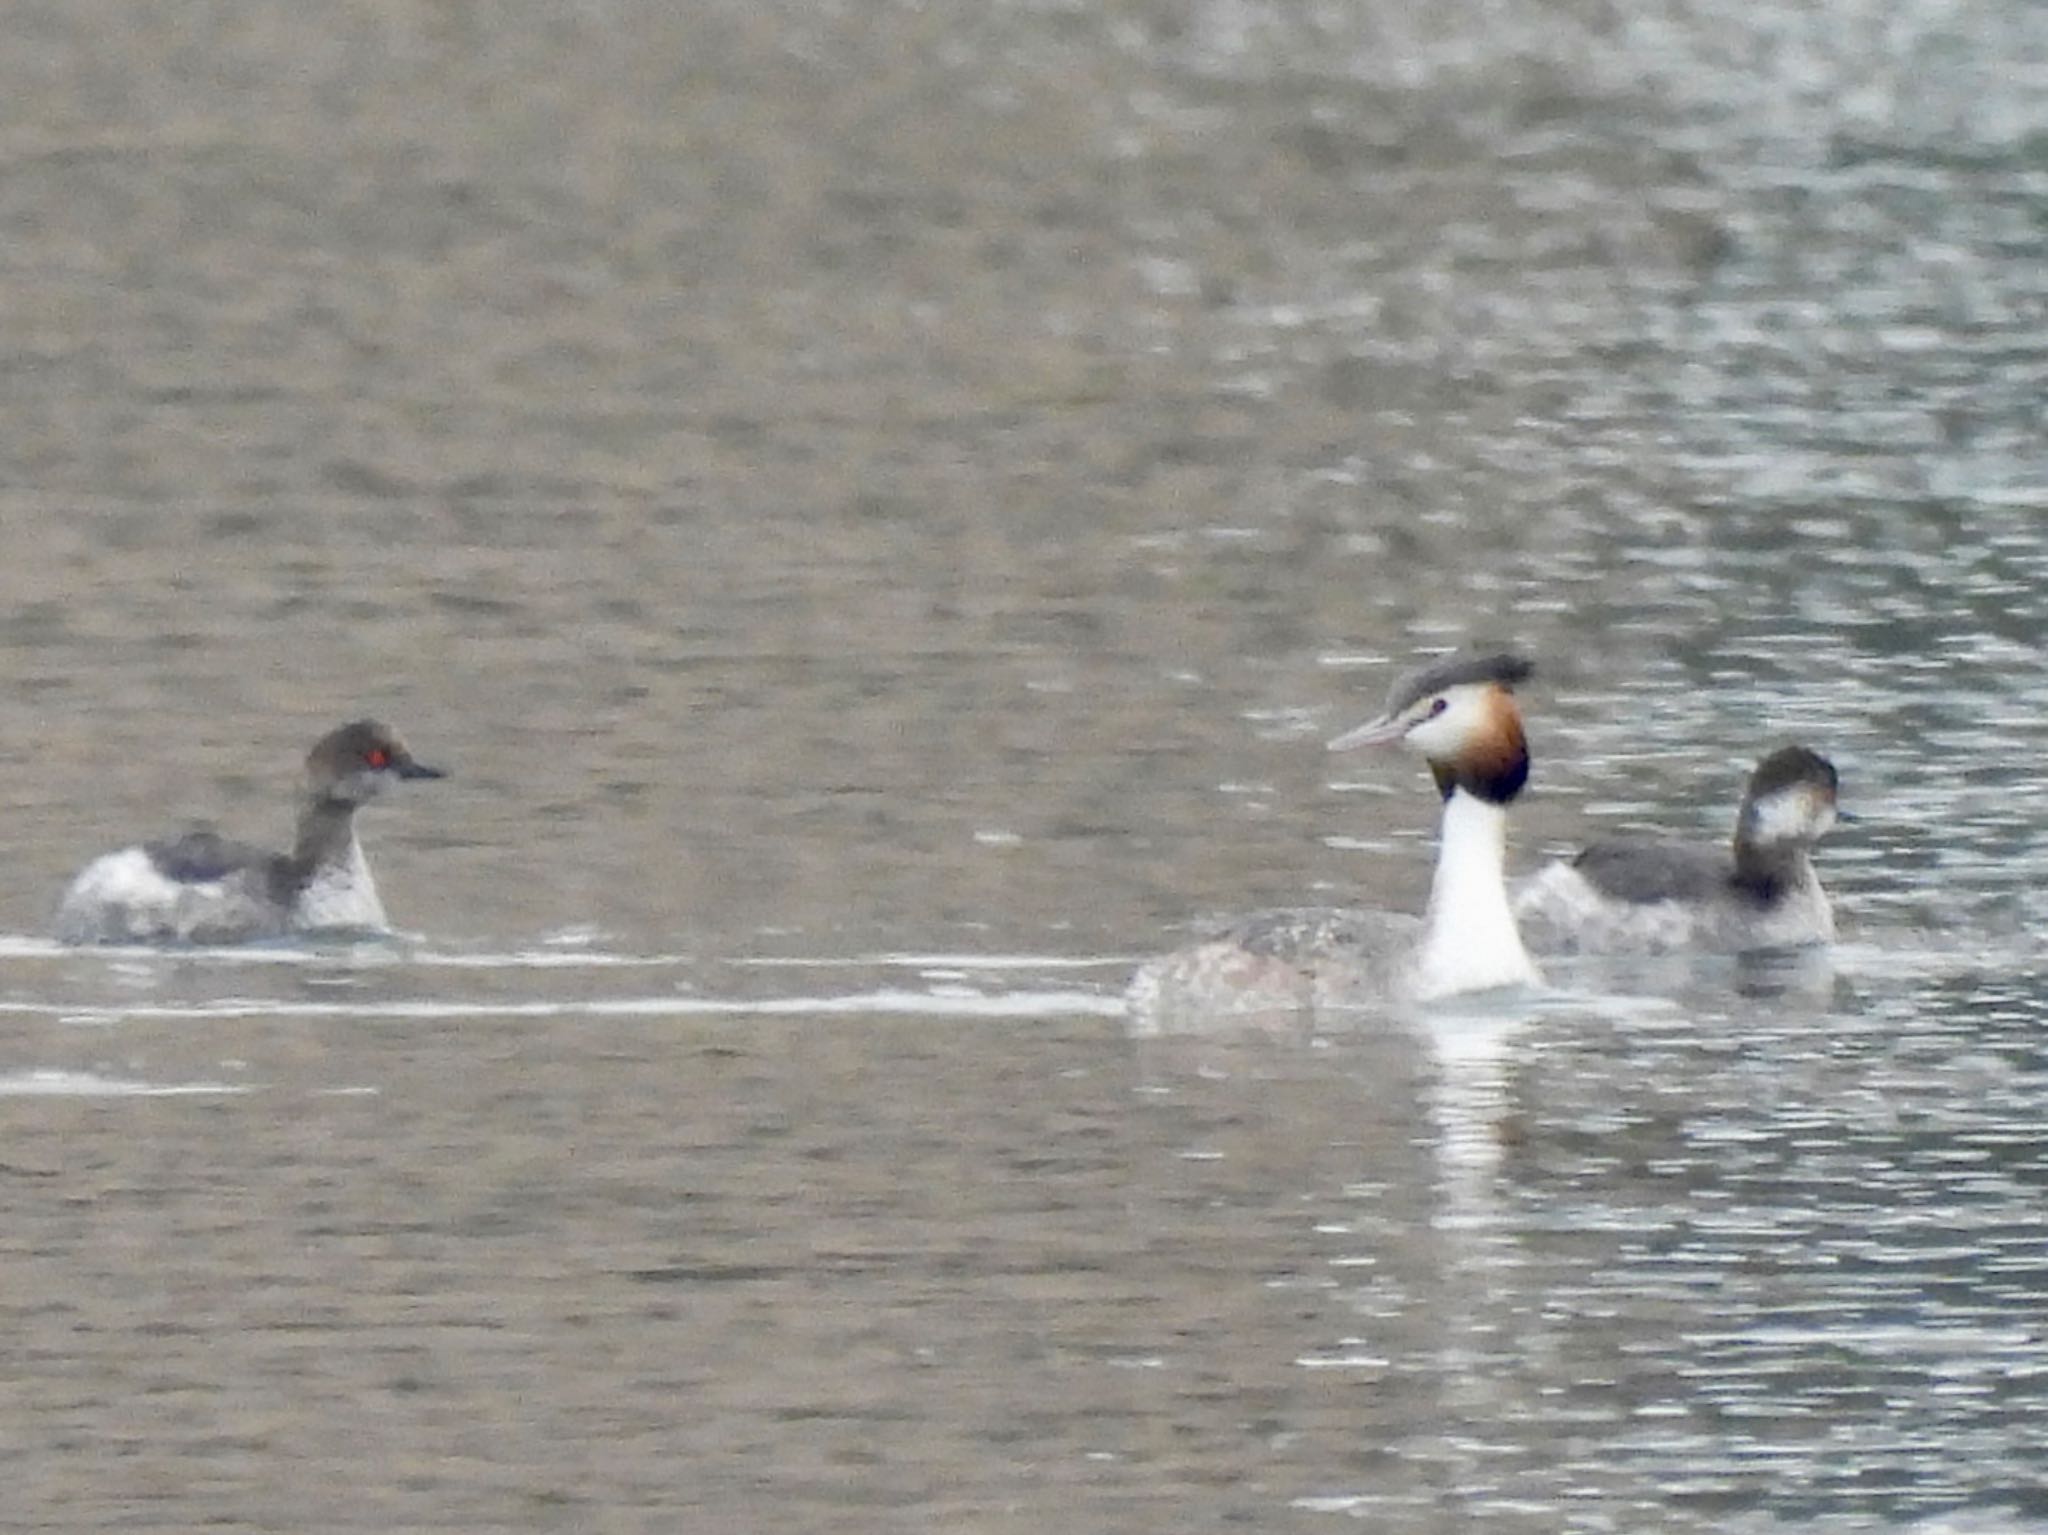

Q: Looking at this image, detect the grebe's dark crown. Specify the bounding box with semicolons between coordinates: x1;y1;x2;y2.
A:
1383;650;1533;715
1746;745;1836;802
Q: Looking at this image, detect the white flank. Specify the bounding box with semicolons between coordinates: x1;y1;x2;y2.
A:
54;848;215;944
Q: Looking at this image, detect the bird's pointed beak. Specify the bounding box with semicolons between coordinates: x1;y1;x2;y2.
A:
1327;712;1407;752
397;759;446;781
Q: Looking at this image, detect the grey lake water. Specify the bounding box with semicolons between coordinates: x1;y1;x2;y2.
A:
2;1;2047;1530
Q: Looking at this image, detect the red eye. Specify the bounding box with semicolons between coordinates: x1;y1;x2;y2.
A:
366;748;390;769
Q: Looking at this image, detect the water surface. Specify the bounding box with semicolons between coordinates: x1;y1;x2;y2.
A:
2;1;2047;1529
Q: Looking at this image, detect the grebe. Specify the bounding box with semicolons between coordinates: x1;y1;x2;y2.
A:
1513;744;1842;953
54;719;445;945
1127;651;1540;1029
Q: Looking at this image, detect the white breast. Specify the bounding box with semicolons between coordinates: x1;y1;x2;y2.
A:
289;834;388;932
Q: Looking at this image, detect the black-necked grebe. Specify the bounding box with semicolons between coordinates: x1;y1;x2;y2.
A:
54;720;445;945
1514;744;1842;954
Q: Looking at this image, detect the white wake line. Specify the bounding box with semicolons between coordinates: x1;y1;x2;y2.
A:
1;934;1134;975
413;951;1135;973
0;938;702;970
28;987;1129;1025
0;1069;248;1098
732;953;1137;971
408;950;698;970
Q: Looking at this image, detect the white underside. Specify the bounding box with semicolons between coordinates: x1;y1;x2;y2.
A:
53;836;387;946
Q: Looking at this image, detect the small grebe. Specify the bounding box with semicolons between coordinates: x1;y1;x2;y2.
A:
1127;651;1540;1029
1513;744;1842;954
54;720;444;945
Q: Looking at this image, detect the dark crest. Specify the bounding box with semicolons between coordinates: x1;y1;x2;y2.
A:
315;719;401;765
1746;745;1836;800
1385;650;1534;715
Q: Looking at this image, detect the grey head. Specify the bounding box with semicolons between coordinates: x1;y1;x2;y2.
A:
1328;650;1534;805
306;720;445;808
1735;745;1840;852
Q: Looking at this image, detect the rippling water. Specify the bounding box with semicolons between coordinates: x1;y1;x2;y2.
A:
3;1;2047;1529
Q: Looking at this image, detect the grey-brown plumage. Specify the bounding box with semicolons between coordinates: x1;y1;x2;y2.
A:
1566;840;1729;905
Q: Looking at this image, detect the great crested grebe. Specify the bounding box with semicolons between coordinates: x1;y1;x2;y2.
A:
1128;651;1540;1028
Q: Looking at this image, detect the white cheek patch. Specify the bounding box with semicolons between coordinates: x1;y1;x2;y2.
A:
1747;787;1825;844
1403;686;1489;757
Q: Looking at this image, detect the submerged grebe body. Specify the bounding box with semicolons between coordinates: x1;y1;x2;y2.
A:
1127;651;1540;1029
54;720;445;946
1513;745;1841;954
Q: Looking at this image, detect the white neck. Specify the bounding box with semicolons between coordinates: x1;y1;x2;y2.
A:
291;828;389;931
1412;788;1538;1001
